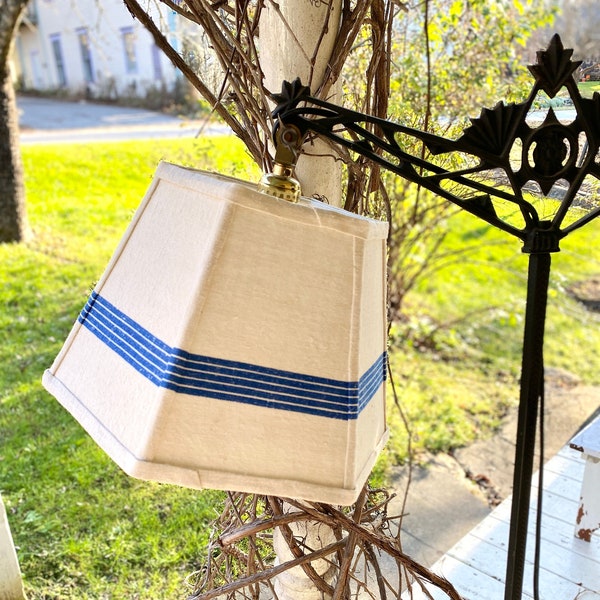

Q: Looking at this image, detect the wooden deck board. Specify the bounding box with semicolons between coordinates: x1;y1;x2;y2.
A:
403;447;600;599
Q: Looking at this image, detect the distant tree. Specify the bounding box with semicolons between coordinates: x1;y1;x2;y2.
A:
555;0;600;60
367;0;556;319
0;0;29;243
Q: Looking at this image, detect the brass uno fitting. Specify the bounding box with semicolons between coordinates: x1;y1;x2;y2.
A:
258;162;301;202
258;124;303;202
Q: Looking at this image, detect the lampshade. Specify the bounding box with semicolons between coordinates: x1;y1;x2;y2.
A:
43;162;389;505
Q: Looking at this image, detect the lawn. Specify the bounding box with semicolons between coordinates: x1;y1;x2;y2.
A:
578;80;600;98
1;138;260;599
383;203;600;469
1;136;599;597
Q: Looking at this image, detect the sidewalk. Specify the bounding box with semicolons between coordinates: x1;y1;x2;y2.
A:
391;367;600;568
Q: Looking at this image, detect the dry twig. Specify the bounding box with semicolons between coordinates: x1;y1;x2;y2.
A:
185;488;463;600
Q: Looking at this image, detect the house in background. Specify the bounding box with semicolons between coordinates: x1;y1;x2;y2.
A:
13;0;185;105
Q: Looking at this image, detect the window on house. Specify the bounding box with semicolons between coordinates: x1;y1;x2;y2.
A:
30;50;44;88
151;44;163;81
121;27;138;74
49;33;67;87
77;28;94;83
167;9;179;52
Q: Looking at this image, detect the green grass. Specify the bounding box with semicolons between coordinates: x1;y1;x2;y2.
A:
2;137;600;595
578;80;600;98
536;81;599;106
377;201;600;473
1;138;259;599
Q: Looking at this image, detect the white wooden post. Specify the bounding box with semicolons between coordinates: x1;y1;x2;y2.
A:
261;0;343;206
570;416;600;542
261;2;343;599
272;508;338;600
0;494;26;600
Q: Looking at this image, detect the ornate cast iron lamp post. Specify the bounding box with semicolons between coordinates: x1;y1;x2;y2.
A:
266;35;600;599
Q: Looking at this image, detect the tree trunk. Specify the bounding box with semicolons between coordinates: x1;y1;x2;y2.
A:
0;0;29;243
260;3;343;599
0;67;28;243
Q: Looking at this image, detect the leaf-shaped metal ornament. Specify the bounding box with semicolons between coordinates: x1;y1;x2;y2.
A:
528;33;582;98
459;102;529;156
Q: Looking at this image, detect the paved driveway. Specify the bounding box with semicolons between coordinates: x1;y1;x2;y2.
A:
17;95;227;143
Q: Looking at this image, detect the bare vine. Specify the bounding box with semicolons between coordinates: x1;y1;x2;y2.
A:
122;0;400;210
185;487;462;600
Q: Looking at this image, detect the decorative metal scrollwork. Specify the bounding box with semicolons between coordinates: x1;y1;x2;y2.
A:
271;34;600;254
269;34;600;600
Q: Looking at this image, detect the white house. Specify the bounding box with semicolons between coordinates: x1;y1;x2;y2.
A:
13;0;183;102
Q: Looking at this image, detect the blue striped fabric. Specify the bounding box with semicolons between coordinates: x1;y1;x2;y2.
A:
78;291;386;420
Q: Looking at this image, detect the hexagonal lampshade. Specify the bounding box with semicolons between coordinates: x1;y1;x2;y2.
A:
43;162;389;505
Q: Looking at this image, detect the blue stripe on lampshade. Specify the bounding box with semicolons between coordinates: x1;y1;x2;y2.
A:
78;291;386;420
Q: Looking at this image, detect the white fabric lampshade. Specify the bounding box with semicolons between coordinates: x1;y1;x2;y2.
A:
43;162;389;505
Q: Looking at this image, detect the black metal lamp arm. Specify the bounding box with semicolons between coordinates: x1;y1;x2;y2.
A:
270;34;600;254
268;34;600;600
271;82;536;241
